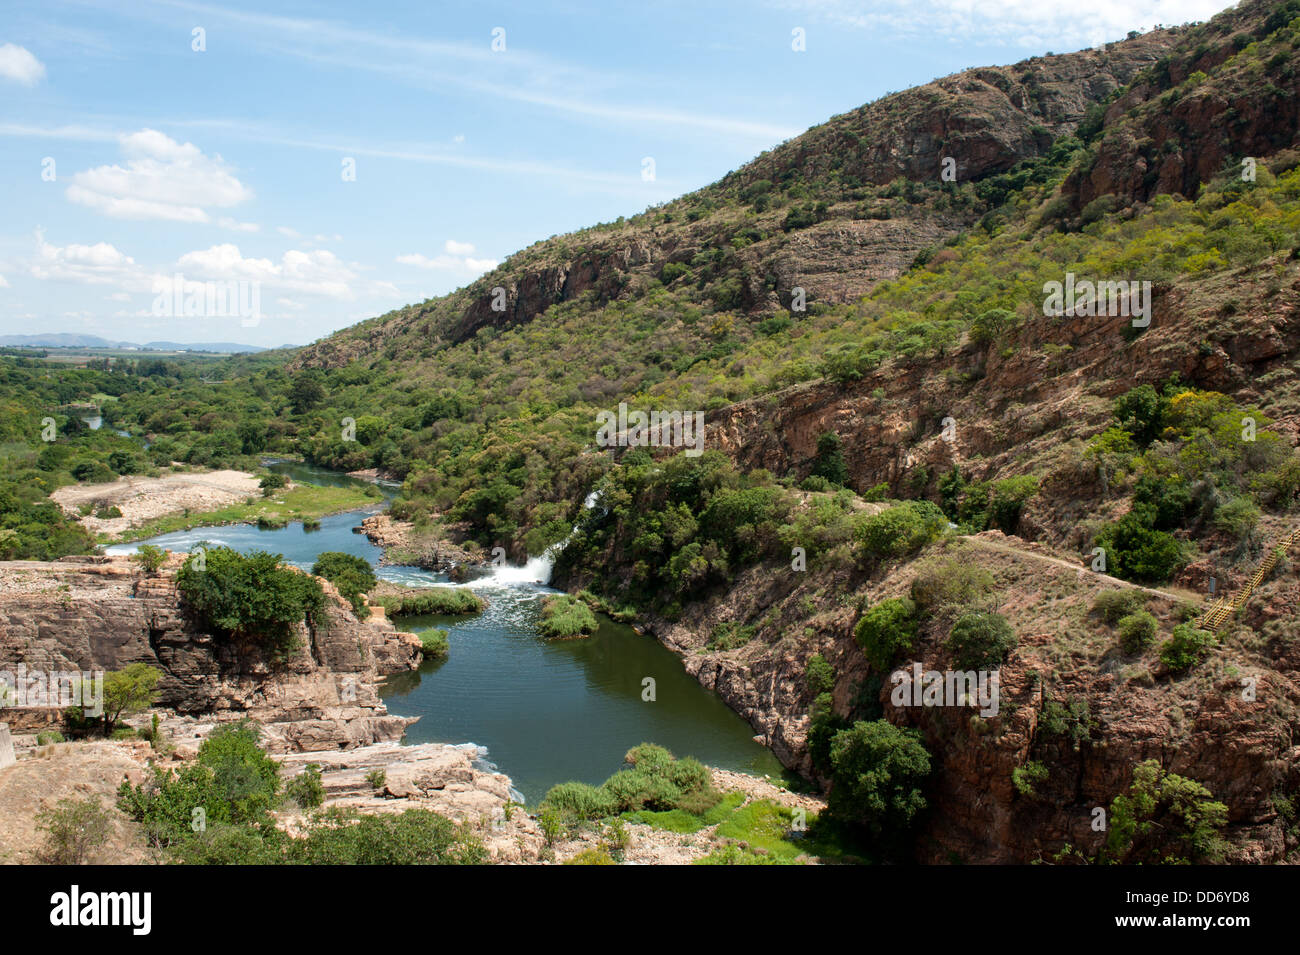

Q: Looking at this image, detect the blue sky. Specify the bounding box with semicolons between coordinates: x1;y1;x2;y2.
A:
0;0;1224;348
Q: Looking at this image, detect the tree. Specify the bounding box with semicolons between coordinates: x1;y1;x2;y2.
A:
854;597;918;671
131;544;167;575
1101;760;1227;863
175;547;324;659
945;610;1017;669
828;720;931;835
811;431;849;486
101;663;161;734
288;371;326;414
311;551;377;616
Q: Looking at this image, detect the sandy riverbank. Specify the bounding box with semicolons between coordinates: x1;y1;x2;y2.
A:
50;469;265;537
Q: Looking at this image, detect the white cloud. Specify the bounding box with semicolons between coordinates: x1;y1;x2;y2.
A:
218;217;260;232
0;44;45;85
396;245;498;273
771;0;1222;47
277;226;301;238
0;274;8;288
176;243;393;300
28;231;156;291
66;128;253;223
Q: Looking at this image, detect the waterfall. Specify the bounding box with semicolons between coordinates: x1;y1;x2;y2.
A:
480;489;601;587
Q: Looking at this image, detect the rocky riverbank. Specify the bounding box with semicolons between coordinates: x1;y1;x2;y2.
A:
0;554;421;750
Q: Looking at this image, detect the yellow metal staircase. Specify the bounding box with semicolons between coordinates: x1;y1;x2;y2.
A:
1197;527;1299;632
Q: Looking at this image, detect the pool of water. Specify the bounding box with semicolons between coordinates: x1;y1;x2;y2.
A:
108;468;783;802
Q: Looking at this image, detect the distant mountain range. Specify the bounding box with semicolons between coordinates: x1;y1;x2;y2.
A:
0;333;273;353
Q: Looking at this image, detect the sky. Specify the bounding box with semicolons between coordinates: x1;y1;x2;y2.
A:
0;0;1228;349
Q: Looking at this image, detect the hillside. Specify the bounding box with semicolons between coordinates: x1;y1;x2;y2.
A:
7;0;1300;864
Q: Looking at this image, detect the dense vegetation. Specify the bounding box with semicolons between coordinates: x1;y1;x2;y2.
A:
117;721;486;864
176;547;324;659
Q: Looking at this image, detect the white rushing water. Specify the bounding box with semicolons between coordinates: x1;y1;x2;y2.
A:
479;488;601;588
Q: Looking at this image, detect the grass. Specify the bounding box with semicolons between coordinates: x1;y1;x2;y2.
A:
537;594;599;639
418;628;450;659
108;483;378;543
372;588;485;616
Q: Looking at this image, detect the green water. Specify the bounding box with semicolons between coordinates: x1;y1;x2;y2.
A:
110;462;784;802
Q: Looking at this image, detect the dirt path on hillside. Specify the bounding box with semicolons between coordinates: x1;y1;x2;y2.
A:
50;469;264;537
970;535;1196;603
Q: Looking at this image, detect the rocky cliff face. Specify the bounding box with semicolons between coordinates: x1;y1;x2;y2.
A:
0;556;422;752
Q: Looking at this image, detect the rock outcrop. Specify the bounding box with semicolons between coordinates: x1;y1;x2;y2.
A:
0;556;422;752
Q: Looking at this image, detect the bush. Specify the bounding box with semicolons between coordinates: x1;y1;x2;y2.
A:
805;653;835;696
35;797;114;864
101;663;161;735
541;782;617;823
131;543;168;575
828;720;930;835
311;552;376;616
259;473;287;496
708;621;755;650
944;611;1017;669
909;557;994;617
811;431;849;486
1094;512;1188;583
1092;589;1145;625
366;769;387;789
285;764;325;809
176;547;324;659
1117;611;1158;654
857;500;947;559
419;628;449;658
286;809;487;865
1160;623;1215;673
1101;760;1227;864
537;594;599;639
372;588;484;616
853;597;918;671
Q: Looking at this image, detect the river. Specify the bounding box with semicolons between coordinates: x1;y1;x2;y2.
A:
106;461;783;801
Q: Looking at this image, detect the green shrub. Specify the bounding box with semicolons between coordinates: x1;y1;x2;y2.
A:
805;653;835;696
540;782;617;823
176;547;324;659
366;769;387;790
811;431;849;486
944;611;1017;669
259;473;287;496
807;692;847;773
1094;511;1188;583
372;587;484;616
828;720;930;835
419;628;449;658
853;597;918;671
286;764;325;809
1092;589;1145;625
1160;623;1215;673
1101;760;1227;864
1012;761;1048;797
709;621;756;650
1117;611;1158;654
857;500;947;559
285;809;487;865
131;543;168;574
311;551;377;616
37;730;65;746
537;594;599;638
